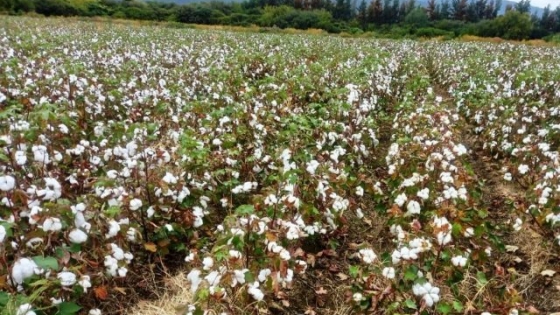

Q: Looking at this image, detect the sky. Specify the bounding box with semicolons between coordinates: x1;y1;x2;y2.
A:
521;0;560;8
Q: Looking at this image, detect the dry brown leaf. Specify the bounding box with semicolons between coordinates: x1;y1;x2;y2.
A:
144;242;157;253
94;286;108;300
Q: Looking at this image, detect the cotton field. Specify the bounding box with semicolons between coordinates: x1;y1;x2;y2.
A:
1;17;560;315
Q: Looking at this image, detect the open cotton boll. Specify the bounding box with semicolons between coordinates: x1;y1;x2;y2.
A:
247;281;264;301
0;175;16;191
16;303;36;315
11;258;38;285
129;198;142;211
187;269;202;293
69;229;88;244
412;282;440;307
0;225;6;243
358;248;377;264
42;217;62;232
57;271;77;286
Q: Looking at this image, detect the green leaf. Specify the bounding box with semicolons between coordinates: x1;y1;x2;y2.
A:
0;291;9;307
452;300;463;312
436;302;452;314
32;256;59;271
404;265;418;281
348;265;360;278
235;205;255;216
404;298;417;309
57;302;82;315
244;271;255;283
476;271;488;286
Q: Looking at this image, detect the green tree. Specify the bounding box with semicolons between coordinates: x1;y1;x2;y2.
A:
357;0;368;28
514;0;530;14
404;7;428;28
495;9;533;39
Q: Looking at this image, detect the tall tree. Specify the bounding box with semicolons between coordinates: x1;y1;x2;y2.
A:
451;0;468;20
514;0;530;14
357;0;368;28
440;0;450;19
540;4;556;32
367;0;383;24
426;0;437;20
492;0;500;17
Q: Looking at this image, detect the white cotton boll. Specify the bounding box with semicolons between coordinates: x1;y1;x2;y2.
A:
391;250;402;264
412;282;440;307
79;275;92;292
395;193;407;207
356;208;364;219
248;282;264;301
464;227;474;238
107;170;118;179
129;198;142;211
57;271;77;286
353;293;364;302
358;248;377;264
15;151;27;165
205;271;221;286
0;225;6;243
42;217;62;232
105;220;120;239
518;164;529;175
436;231;452;245
117;267;128;278
16;303;36;315
279;249;291;261
355;186;364;197
513;218;522;231
306;160;320;174
50;298;62;305
203;257;214;270
162;172;177;184
417;188;430;200
0;175;16;191
258;268;271;282
382;267;395;279
69;229;88;244
111;244;125;260
11;258;38;284
147;206;155;218
126;227;137;241
89;309;102;315
406;200;421;215
451;255;468;267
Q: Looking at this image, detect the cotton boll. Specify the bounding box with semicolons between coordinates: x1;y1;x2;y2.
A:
42;217;62;232
129;198;142;211
0;175;16;191
451;255;468;267
16;303;36;315
353;293;364;302
69;229;88;244
88;309;102;315
57;271;77;286
11;258;38;285
0;225;6;243
382;267;395;279
202;257;214;270
406;200;421;215
358;248;377;264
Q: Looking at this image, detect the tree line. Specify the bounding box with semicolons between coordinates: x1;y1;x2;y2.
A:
1;0;560;40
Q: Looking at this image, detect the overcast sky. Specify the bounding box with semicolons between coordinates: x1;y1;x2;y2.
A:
523;0;560;8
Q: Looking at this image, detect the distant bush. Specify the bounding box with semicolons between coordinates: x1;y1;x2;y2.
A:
415;27;453;38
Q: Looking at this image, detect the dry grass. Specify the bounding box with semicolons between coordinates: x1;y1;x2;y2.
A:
127;272;194;315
